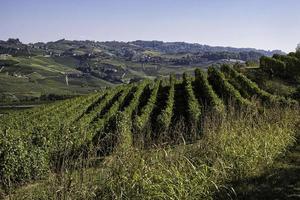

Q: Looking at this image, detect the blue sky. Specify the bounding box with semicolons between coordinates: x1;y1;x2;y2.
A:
0;0;299;52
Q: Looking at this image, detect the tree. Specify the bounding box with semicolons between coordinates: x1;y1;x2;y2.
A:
296;43;300;52
295;44;300;59
260;56;286;78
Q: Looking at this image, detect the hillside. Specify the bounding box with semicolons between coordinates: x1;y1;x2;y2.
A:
0;39;285;103
0;65;299;199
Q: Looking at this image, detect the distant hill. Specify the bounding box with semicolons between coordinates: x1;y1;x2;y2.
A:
0;38;285;58
0;38;286;103
130;40;285;56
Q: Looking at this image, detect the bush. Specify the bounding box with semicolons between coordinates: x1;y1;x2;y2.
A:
0;93;101;189
156;75;175;132
183;73;201;132
194;68;225;113
260;56;286;78
221;64;298;106
133;80;161;133
292;86;300;100
0;129;49;191
114;80;149;151
273;54;300;76
207;67;253;108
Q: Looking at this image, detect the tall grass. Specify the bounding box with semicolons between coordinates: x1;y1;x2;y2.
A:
6;105;300;200
96;106;299;199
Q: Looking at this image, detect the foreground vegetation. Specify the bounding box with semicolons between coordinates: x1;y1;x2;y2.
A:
4;106;299;199
0;64;299;199
221;130;300;200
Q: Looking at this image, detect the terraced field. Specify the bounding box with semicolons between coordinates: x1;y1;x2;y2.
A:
0;65;297;191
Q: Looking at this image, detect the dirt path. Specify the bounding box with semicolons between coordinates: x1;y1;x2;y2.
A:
216;135;300;200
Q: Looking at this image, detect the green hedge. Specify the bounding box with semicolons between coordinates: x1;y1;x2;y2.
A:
221;64;298;106
133;80;161;133
183;73;201;127
89;85;133;144
273;54;300;76
156;75;175;132
260;56;286;78
76;87;123;134
194;68;225;113
0;93;101;189
207;67;253;108
115;80;150;150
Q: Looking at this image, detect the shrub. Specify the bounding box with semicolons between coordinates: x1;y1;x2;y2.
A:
183;72;201;130
194;68;225;113
115;80;150;151
273;54;300;75
133;80;161;133
156;75;175;132
221;64;298;106
207;67;253;108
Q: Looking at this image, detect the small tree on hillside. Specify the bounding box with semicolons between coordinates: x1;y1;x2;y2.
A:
295;44;300;59
296;43;300;52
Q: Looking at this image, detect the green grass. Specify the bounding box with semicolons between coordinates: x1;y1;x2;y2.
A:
6;106;299;200
0;72;113;103
100;59;126;69
0;56;115;102
13;56;79;73
263;79;297;97
158;65;199;75
221;133;300;199
52;56;80;68
143;50;161;57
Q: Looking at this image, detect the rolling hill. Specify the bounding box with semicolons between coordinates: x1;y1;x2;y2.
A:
0;39;285;103
0;65;297;189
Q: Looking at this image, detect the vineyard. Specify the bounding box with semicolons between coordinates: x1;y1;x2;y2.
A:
0;65;298;192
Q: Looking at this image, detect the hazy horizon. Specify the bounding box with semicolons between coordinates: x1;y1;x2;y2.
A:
0;37;288;53
1;0;299;52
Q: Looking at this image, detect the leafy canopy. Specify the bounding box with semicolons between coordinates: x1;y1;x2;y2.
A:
296;43;300;52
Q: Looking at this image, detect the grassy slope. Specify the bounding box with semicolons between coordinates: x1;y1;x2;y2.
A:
263;78;298;97
245;67;299;98
217;131;300;199
10;56;79;74
5;106;300;200
0;53;230;103
0;55;113;102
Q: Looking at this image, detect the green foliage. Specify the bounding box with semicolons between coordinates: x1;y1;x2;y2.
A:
1;66;298;193
156;75;175;132
133;80;161;132
90;86;133;145
292;86;300;100
115;111;133;151
221;64;251;98
260;56;286;78
194;68;224;113
0;129;48;188
207;67;253;108
260;54;300;80
0;59;18;66
115;80;150;150
95;106;299;200
273;54;300;76
0;93;100;189
221;64;298;106
182;73;201;127
76;87;123;137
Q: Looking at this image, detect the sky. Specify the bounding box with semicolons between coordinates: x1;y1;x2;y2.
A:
0;0;299;52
